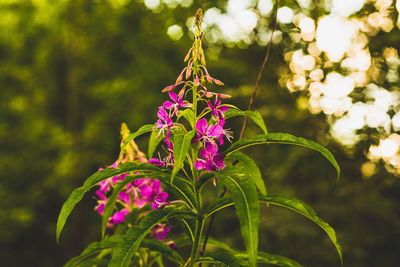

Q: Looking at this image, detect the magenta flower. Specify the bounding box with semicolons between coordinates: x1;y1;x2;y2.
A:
207;98;229;120
194;142;225;171
157;106;173;132
194;118;224;145
152;191;169;209
151;223;171;240
108;209;130;226
148;157;167;167
217;119;233;145
95;189;107;215
163;91;191;116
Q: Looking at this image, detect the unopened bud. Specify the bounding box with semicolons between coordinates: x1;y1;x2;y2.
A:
162;84;176;92
212;78;224;86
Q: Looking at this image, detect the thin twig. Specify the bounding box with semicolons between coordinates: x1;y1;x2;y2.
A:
200;0;280;259
239;0;279;139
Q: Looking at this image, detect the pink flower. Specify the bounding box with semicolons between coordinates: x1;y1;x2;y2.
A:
194;118;224;145
163;92;191;116
207;97;229;120
151;223;171;240
157;106;173;132
194;142;225;171
108;209;130;226
151;191;169;209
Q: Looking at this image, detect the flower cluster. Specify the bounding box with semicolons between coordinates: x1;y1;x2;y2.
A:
94;124;171;243
95;170;169;227
149;9;232;172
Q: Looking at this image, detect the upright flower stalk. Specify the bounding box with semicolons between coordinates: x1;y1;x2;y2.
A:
59;7;341;267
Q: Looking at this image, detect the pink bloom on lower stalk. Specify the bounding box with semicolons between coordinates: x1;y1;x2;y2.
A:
151;223;171;240
163;91;191;116
152;191;169;209
148;157;167;167
194;142;225;171
95;189;107;215
194;118;224;145
157;106;173;133
117;190;131;206
98;178;114;194
207;98;229;120
108;209;130;226
217;119;233;145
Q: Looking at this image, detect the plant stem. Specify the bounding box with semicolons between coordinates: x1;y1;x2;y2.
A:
189;213;204;267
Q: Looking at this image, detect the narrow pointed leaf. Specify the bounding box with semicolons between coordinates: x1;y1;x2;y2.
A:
204;250;243;267
141;239;184;266
226;151;267;196
205;194;342;265
224;133;340;179
172;130;196;181
56;162;161;242
177;108;195;126
109;207;192;267
148;130;164;158
225;109;268;134
204;238;303;267
64;235;121;267
260;195;343;265
216;166;260;267
237;252;303;267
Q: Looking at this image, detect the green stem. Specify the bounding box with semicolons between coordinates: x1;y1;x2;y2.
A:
189;213;204;267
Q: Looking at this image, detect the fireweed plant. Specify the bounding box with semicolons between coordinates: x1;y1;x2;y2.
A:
57;9;342;267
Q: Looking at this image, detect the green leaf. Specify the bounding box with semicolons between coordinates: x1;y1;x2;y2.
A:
205;195;342;265
121;124;154;149
64;235;121;267
237;252;303;267
141;239;184;266
109;207;192;267
226;151;267;196
225;108;268;134
56;162;161;243
148;130;164;158
204;238;302;267
216;166;260;267
171;129;196;182
177;108;195;126
224;133;340;180
195;256;226;265
101;173;197;237
205;250;244;267
260;195;343;265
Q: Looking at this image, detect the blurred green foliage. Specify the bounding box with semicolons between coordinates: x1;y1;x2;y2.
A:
0;1;399;267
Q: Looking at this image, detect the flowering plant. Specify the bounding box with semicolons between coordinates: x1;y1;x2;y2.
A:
57;9;342;267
